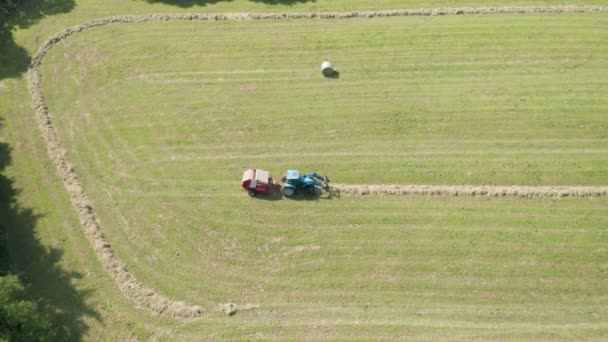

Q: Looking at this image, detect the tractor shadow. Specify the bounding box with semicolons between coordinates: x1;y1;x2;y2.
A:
285;193;323;202
251;185;340;201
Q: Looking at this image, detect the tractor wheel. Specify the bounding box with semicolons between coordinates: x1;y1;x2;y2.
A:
248;189;257;197
282;187;295;197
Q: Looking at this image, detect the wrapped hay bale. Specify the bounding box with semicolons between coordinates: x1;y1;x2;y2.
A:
321;61;334;77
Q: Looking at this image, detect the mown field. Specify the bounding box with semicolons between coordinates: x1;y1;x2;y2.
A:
44;15;608;186
30;12;608;339
1;0;608;340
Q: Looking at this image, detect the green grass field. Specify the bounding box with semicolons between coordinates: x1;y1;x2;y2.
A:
44;15;608;187
2;0;608;340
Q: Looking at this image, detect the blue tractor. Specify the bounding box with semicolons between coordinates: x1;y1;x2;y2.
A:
281;170;331;197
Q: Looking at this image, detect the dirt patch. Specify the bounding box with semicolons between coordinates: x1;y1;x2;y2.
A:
333;183;608;198
27;6;608;318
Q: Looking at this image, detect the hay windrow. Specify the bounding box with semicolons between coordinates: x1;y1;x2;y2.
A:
28;69;204;319
333;184;608;198
27;6;608;318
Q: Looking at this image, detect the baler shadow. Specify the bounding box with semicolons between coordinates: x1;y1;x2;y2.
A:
247;184;282;201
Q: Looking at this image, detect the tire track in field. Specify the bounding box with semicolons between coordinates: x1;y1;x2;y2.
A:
334;184;608;198
27;6;608;319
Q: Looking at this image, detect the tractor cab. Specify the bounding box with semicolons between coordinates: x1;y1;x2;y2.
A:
281;170;300;197
283;170;300;183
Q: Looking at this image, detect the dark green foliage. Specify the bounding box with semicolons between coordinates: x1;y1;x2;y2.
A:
0;139;53;341
0;1;19;23
0;0;96;338
0;225;8;274
0;0;75;79
0;276;53;342
0;131;96;339
1;0;74;29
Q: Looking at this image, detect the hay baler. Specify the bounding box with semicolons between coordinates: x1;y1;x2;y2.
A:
241;168;275;197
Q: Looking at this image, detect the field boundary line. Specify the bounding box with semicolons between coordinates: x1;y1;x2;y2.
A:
27;6;608;319
334;184;608;198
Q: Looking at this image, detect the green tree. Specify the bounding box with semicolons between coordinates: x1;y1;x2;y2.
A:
1;0;75;79
0;142;57;341
0;0;18;23
0;275;53;342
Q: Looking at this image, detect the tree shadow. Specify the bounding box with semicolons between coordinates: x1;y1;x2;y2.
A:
4;0;76;30
143;0;315;7
0;0;76;80
144;0;235;7
0;29;31;80
0;120;100;340
248;0;316;4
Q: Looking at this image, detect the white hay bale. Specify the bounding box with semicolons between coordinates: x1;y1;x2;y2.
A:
321;61;334;77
